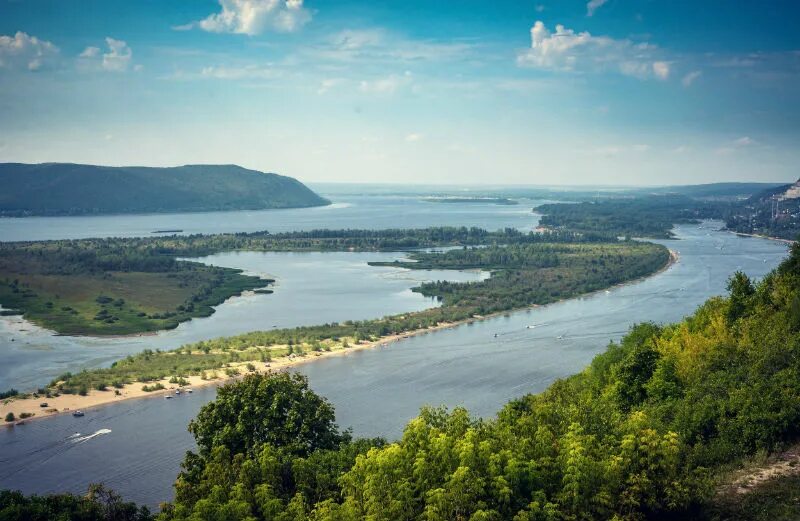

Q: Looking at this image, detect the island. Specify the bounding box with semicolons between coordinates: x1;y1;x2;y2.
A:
0;163;329;216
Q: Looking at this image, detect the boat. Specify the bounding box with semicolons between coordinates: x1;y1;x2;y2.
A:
175;389;181;395
556;335;564;340
165;395;173;399
186;388;193;393
72;411;85;417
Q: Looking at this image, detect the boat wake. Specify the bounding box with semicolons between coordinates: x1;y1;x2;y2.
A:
71;429;112;444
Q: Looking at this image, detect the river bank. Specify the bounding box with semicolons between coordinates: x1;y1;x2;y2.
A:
1;248;679;426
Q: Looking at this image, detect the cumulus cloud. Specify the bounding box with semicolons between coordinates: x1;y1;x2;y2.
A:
517;21;671;80
0;31;59;71
194;0;312;35
586;0;609;17
682;70;702;86
79;37;133;72
652;61;670;79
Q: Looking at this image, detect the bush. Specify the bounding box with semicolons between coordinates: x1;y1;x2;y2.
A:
0;389;18;400
4;412;14;422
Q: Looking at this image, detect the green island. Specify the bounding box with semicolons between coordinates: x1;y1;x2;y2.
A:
4;246;800;520
423;197;519;205
535;195;725;239
0;227;651;336
0;243;269;336
15;237;668;393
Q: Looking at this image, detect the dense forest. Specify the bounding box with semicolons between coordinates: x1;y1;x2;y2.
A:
0;228;620;335
0;163;329;216
141;243;800;520
536;196;726;239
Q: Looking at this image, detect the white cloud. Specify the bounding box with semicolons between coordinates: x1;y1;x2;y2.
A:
716;136;759;155
535;5;545;13
79;46;100;59
652;61;670;80
102;38;132;72
201;64;277;80
405;133;423;142
359;71;413;95
317;77;344;94
586;0;609;17
195;0;312;35
316;29;475;63
0;32;59;71
681;70;702;87
79;37;133;72
517;21;670;81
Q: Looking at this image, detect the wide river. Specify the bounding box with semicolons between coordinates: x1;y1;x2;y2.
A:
0;192;790;509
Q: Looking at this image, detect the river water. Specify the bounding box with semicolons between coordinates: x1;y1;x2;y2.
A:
0;221;787;507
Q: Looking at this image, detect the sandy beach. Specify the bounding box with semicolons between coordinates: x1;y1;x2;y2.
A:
1;249;679;426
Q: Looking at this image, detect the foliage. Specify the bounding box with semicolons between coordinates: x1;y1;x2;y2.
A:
45;239;668;394
188;373;346;458
159;243;800;521
536;196;726;238
0;484;152;521
0;163;328;216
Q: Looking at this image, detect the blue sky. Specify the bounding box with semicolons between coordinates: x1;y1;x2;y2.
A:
1;0;799;185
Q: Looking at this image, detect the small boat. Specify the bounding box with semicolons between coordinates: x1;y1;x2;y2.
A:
72;411;85;417
556;335;564;340
175;389;181;395
186;389;193;393
165;395;173;399
493;333;498;338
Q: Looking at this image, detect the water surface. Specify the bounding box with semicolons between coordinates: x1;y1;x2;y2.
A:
0;222;788;507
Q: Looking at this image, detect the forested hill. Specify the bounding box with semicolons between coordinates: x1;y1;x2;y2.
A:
0;163;329;216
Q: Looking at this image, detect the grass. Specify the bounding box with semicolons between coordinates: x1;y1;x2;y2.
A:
705;474;800;520
0;265;265;335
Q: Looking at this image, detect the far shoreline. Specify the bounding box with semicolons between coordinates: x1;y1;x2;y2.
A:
1;248;679;427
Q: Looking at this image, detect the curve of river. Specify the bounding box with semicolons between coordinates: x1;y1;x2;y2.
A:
0;221;789;507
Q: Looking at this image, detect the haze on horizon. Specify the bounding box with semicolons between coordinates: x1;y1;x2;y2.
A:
1;0;798;186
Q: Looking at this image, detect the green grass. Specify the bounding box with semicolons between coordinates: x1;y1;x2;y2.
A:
0;265;265;335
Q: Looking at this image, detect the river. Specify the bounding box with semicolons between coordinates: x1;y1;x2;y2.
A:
0;220;788;508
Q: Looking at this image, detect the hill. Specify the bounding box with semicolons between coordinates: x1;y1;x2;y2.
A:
0;163;329;216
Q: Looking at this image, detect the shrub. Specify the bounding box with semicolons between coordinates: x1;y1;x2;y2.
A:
4;412;14;422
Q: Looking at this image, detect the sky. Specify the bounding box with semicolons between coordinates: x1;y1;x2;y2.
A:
0;0;799;186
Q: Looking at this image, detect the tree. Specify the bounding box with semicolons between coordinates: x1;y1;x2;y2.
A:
726;271;754;324
188;372;344;458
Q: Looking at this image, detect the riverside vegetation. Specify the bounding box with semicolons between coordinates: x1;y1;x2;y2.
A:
6;244;799;520
0;227;645;336
16;238;669;395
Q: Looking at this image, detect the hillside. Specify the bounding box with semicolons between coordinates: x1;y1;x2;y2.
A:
0;163;329;216
725;179;800;240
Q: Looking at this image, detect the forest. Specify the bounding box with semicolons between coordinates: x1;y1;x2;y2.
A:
536;196;726;239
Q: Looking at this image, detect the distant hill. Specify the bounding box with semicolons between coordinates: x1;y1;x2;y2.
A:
641;182;785;200
0;163;330;216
